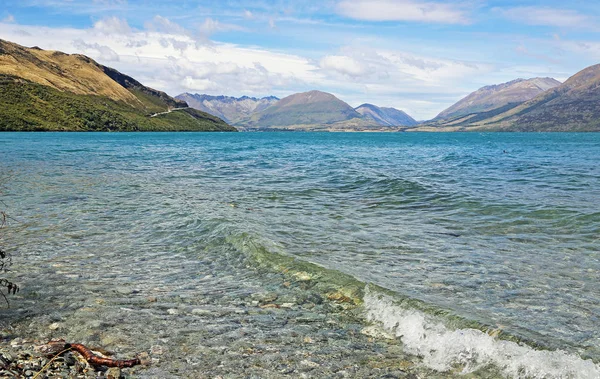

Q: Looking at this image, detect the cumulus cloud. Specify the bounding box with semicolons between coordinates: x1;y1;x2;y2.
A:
320;55;367;77
319;47;488;86
181;76;218;91
0;17;319;97
0;12;558;119
125;39;148;48
498;6;597;30
313;45;495;117
144;15;244;47
72;39;120;61
336;0;470;24
159;38;190;53
93;16;131;35
0;14;498;118
167;56;291;94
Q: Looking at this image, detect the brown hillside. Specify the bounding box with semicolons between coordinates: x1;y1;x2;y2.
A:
0;39;142;107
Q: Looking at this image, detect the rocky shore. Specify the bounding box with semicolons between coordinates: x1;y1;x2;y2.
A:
0;336;147;378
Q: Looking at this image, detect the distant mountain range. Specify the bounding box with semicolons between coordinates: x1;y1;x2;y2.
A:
175;93;279;124
2;37;600;133
420;66;600;131
179;90;417;131
241;90;367;130
0;39;234;131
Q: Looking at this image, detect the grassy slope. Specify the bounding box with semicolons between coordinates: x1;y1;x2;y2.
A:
0;75;235;132
0;40;142;107
240;102;374;130
257;103;359;126
0;39;236;132
425;66;600;132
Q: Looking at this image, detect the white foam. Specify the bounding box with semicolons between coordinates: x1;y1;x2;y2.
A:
364;286;600;378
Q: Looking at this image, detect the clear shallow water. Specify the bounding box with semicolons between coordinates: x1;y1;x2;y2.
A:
1;132;600;377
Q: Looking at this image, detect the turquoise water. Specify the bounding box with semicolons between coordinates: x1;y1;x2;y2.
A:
1;132;600;377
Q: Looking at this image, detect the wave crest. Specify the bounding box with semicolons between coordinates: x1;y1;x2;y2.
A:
364;286;600;378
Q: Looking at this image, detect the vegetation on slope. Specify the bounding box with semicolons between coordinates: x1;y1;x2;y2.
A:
454;64;600;132
176;93;279;124
434;78;561;121
0;39;235;132
417;66;600;131
0;39;142;107
239;90;372;129
0;75;235;131
355;103;418;127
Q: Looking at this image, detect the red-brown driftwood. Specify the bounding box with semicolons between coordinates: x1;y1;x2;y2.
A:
68;343;141;368
37;340;141;368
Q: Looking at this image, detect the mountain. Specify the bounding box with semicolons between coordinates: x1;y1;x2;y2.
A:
176;93;279;124
472;64;600;131
418;65;600;131
182;90;419;130
355;103;418;126
0;39;235;131
238;90;382;130
435;78;561;121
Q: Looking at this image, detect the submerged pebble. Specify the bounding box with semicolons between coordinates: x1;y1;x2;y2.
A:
3;133;598;378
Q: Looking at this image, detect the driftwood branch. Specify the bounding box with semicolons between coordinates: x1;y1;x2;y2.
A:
69;343;141;368
38;340;142;368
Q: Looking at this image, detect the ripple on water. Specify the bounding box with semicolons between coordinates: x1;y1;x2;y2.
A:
1;132;599;377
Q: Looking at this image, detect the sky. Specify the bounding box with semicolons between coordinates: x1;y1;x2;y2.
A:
1;0;600;120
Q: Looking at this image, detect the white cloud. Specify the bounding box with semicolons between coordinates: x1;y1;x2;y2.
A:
2;14;16;23
498;6;597;30
143;15;244;46
0;20;319;98
320;55;367;77
0;18;496;119
166;38;190;52
314;46;495;118
319;47;490;86
336;0;470;24
72;39;120;61
93;16;131;35
144;15;186;35
0;12;582;120
181;76;218;91
199;18;245;38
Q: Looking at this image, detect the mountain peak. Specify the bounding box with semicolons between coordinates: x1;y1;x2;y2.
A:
237;90;364;129
176;93;279;124
278;90;339;106
560;64;600;90
436;77;561;120
421;64;600;131
355;103;417;127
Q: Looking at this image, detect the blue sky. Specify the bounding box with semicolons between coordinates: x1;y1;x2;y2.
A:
2;0;600;119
